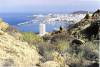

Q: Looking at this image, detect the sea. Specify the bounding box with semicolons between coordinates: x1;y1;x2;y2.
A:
0;13;68;33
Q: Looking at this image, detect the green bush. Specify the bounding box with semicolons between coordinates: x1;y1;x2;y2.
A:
81;41;99;62
50;32;69;44
21;32;43;44
55;41;69;53
43;35;51;42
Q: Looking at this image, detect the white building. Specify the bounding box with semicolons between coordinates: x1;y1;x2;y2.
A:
39;23;46;36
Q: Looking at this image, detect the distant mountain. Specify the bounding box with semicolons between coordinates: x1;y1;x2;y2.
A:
72;10;93;14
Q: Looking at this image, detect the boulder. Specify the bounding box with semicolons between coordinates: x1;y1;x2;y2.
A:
0;30;5;35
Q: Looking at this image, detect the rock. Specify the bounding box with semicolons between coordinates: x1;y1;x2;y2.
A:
71;39;85;46
0;30;5;35
65;65;69;67
87;63;99;67
0;21;9;31
0;33;40;67
41;61;60;67
52;51;65;66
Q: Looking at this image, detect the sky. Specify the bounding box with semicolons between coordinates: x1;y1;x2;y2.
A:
0;0;100;13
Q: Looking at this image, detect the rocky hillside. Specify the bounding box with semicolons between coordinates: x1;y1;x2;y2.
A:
68;9;100;40
0;10;99;67
0;32;41;67
92;9;100;20
0;19;63;67
0;20;41;67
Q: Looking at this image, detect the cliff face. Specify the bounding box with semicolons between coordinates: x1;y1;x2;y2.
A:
68;9;100;40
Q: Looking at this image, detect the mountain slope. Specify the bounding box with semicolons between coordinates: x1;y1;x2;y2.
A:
0;32;40;67
68;9;100;40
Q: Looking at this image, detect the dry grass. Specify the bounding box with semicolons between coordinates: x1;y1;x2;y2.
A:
0;33;40;67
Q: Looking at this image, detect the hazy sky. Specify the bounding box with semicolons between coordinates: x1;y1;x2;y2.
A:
0;0;100;13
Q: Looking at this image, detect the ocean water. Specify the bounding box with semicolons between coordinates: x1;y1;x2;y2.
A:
0;13;67;33
16;23;66;33
0;13;33;25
